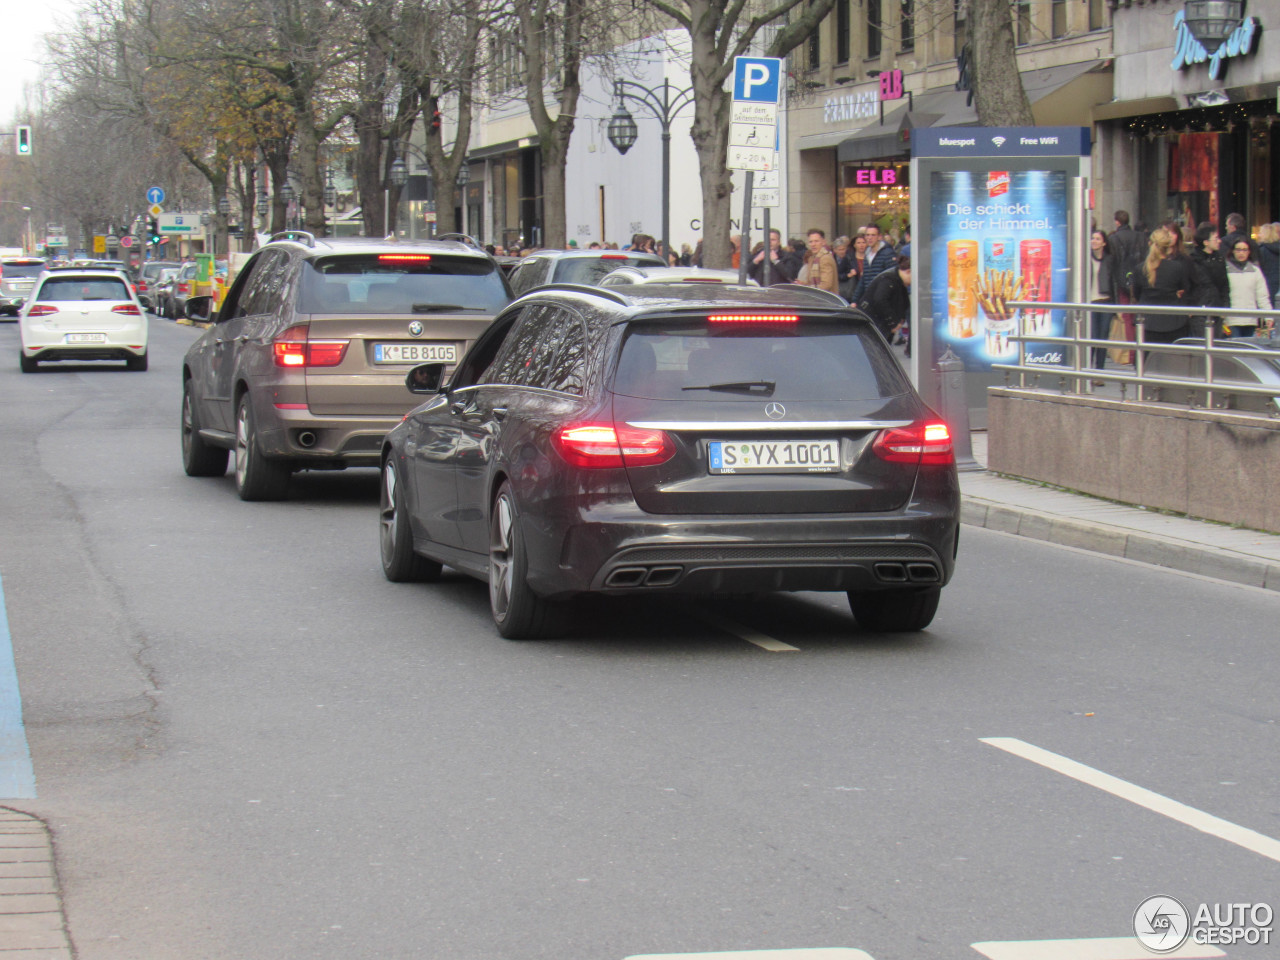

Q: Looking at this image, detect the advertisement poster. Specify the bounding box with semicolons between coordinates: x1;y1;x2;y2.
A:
928;169;1069;370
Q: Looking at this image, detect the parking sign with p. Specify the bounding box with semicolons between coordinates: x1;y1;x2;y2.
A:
733;57;782;104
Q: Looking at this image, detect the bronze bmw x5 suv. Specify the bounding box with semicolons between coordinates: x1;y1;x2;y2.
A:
181;233;511;500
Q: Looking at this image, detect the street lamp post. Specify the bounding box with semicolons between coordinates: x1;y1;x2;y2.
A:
389;141;470;239
607;78;694;263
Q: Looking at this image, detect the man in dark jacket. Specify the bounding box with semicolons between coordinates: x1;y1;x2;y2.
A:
858;255;911;352
1108;210;1146;297
1220;212;1249;261
1188;221;1228;332
850;224;896;302
748;229;800;286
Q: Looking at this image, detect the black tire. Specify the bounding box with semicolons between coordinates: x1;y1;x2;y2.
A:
125;351;148;372
488;482;571;640
848;587;941;633
19;353;38;373
379;456;442;583
181;380;229;477
234;394;291;501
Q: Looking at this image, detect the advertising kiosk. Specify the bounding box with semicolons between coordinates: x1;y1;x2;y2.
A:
909;127;1091;421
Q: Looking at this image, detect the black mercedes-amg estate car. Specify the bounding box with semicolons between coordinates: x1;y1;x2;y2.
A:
380;282;960;639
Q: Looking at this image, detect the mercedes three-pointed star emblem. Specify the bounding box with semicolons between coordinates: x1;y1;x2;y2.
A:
764;402;786;420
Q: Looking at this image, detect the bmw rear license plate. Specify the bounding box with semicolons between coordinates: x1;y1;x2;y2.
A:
374;342;457;364
708;439;840;474
66;333;107;343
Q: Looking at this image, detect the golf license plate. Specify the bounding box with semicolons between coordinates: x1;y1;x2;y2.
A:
65;333;107;343
708;438;840;474
373;342;457;364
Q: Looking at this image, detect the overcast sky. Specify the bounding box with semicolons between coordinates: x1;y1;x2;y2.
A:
1;0;80;124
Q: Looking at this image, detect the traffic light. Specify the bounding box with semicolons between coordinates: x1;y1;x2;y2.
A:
430;110;442;132
15;125;31;156
148;218;160;244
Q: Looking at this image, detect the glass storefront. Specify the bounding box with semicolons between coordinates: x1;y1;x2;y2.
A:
837;160;910;243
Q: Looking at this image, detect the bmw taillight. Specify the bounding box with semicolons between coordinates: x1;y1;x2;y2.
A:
27;304;58;316
552;422;674;469
872;421;954;466
112;304;142;315
272;323;349;368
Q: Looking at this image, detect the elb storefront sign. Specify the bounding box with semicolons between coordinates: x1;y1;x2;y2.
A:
1171;9;1261;81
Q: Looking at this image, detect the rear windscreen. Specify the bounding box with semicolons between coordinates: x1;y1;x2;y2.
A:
613;318;910;402
298;254;510;314
2;263;44;279
552;257;659;286
37;277;131;302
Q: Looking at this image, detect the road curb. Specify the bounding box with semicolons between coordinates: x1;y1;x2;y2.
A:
962;495;1280;592
0;809;72;958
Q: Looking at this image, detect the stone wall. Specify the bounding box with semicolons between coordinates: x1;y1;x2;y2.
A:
987;388;1280;535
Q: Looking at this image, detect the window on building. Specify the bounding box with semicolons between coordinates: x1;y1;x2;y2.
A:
1051;0;1067;38
867;0;882;59
1015;0;1032;45
836;0;850;65
900;0;914;51
808;19;820;70
1088;0;1105;31
953;0;967;56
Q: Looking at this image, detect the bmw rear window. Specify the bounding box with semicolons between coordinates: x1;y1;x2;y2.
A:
37;277;132;302
552;256;660;286
298;254;509;314
612;317;910;402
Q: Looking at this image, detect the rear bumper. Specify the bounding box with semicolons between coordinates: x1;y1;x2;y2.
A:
255;404;404;467
526;505;959;600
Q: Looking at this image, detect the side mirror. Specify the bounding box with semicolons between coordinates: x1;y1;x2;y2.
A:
185;295;214;322
405;362;447;394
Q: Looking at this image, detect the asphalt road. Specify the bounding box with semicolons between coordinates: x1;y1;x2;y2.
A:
0;317;1276;960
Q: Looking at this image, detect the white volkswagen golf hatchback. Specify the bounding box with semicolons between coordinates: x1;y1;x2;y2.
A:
19;267;149;372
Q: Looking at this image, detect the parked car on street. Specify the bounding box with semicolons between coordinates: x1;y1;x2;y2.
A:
380;282;960;639
167;262;199;319
1;257;46;317
19;266;149;371
133;260;180;312
150;267;181;317
180;232;512;500
505;248;665;296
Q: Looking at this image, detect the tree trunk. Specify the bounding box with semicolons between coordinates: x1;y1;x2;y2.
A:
970;0;1034;126
689;36;732;270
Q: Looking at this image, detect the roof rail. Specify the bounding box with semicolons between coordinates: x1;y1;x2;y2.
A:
269;230;316;247
522;283;632;307
435;232;486;251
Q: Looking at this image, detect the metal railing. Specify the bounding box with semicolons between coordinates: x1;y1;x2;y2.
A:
991;300;1280;412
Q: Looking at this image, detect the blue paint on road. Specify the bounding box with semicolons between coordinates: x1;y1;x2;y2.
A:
0;575;36;798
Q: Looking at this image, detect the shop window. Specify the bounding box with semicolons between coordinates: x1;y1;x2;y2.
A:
867;0;882;59
900;0;914;51
836;0;850;65
1015;0;1031;45
1051;0;1067;38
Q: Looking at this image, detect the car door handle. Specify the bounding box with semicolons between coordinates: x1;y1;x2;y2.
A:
491;407;507;422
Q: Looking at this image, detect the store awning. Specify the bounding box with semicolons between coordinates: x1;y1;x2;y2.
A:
1091;96;1180;122
800;59;1111;156
469;136;540;160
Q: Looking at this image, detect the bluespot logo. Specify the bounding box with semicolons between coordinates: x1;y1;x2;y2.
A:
1134;895;1190;953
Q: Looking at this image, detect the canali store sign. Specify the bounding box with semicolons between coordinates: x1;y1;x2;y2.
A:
1170;8;1261;81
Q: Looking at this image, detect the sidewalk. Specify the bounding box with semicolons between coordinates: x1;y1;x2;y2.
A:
0;810;71;958
962;432;1280;591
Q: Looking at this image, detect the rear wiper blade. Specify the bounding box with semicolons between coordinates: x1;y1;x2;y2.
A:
410;303;478;313
682;380;776;395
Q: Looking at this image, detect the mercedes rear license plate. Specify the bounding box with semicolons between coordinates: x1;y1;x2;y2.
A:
65;333;107;343
708;439;840;474
373;342;457;364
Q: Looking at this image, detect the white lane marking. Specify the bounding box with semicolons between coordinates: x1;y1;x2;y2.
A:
627;951;875;960
982;737;1280;864
971;936;1224;959
696;611;800;652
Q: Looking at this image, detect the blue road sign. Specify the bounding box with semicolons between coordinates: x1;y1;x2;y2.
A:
146;186;165;205
733;57;783;104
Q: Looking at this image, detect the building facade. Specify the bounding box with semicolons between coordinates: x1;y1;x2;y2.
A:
1094;0;1277;235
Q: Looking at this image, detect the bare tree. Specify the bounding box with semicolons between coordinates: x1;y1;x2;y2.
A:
641;0;836;269
968;0;1033;126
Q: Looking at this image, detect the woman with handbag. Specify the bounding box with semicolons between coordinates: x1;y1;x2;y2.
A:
838;234;866;301
1088;228;1118;373
1133;226;1197;346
